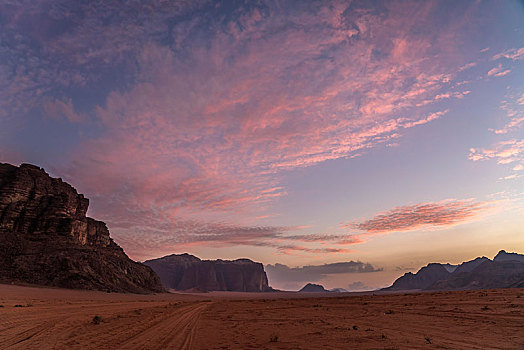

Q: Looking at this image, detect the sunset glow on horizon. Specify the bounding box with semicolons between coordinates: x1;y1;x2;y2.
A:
1;0;523;290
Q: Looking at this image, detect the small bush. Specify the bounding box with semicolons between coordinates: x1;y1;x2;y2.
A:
425;337;432;344
385;309;394;314
481;305;490;311
269;334;279;342
92;315;103;324
352;325;358;330
14;304;24;307
0;305;4;308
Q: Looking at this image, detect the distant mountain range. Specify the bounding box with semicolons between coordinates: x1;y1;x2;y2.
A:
384;250;524;291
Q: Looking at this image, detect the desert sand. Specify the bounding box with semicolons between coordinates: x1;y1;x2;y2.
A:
0;284;522;349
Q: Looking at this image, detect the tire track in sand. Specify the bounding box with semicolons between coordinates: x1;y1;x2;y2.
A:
117;301;212;350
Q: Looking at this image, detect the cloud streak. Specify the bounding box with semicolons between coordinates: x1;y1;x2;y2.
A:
469;139;524;171
349;199;490;234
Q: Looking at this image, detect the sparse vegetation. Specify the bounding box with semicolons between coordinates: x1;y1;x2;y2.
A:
269;334;279;342
92;315;103;324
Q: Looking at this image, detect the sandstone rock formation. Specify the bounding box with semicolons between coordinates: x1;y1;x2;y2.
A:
385;250;524;291
144;253;272;292
0;163;163;293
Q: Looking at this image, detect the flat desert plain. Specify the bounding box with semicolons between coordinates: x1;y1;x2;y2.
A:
0;284;522;349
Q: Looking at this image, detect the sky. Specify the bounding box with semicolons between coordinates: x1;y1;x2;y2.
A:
1;0;523;291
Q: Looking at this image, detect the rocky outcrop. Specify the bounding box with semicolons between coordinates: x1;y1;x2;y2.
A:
384;263;451;291
384;250;524;291
429;260;524;290
144;253;272;292
453;256;490;274
298;283;328;292
494;250;524;262
0;163;163;293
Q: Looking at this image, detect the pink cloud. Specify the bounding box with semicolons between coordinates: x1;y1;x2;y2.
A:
490;92;524;134
487;65;511;77
43;98;85;123
469;139;524;170
348;199;490;234
2;1;493;258
492;47;524;61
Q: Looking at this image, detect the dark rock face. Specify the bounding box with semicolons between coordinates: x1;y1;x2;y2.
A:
144;253;272;292
429;260;524;290
494;250;524;262
0;163;163;294
385;250;524;291
453;256;490;274
298;283;328;292
385;263;451;291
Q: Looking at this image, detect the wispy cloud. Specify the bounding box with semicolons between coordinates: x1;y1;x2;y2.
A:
487;64;511;77
43;98;86;123
348;199;490;234
490;92;524;135
492;47;524;61
1;0;508;257
469;139;524;171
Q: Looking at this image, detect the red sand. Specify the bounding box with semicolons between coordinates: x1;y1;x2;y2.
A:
0;284;522;349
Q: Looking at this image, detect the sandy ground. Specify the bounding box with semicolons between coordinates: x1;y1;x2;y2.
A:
0;284;522;349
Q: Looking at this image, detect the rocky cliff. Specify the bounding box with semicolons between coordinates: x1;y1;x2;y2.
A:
0;163;163;293
144;253;272;292
384;250;524;291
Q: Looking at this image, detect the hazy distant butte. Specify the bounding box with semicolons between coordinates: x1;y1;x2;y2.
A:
144;253;272;292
